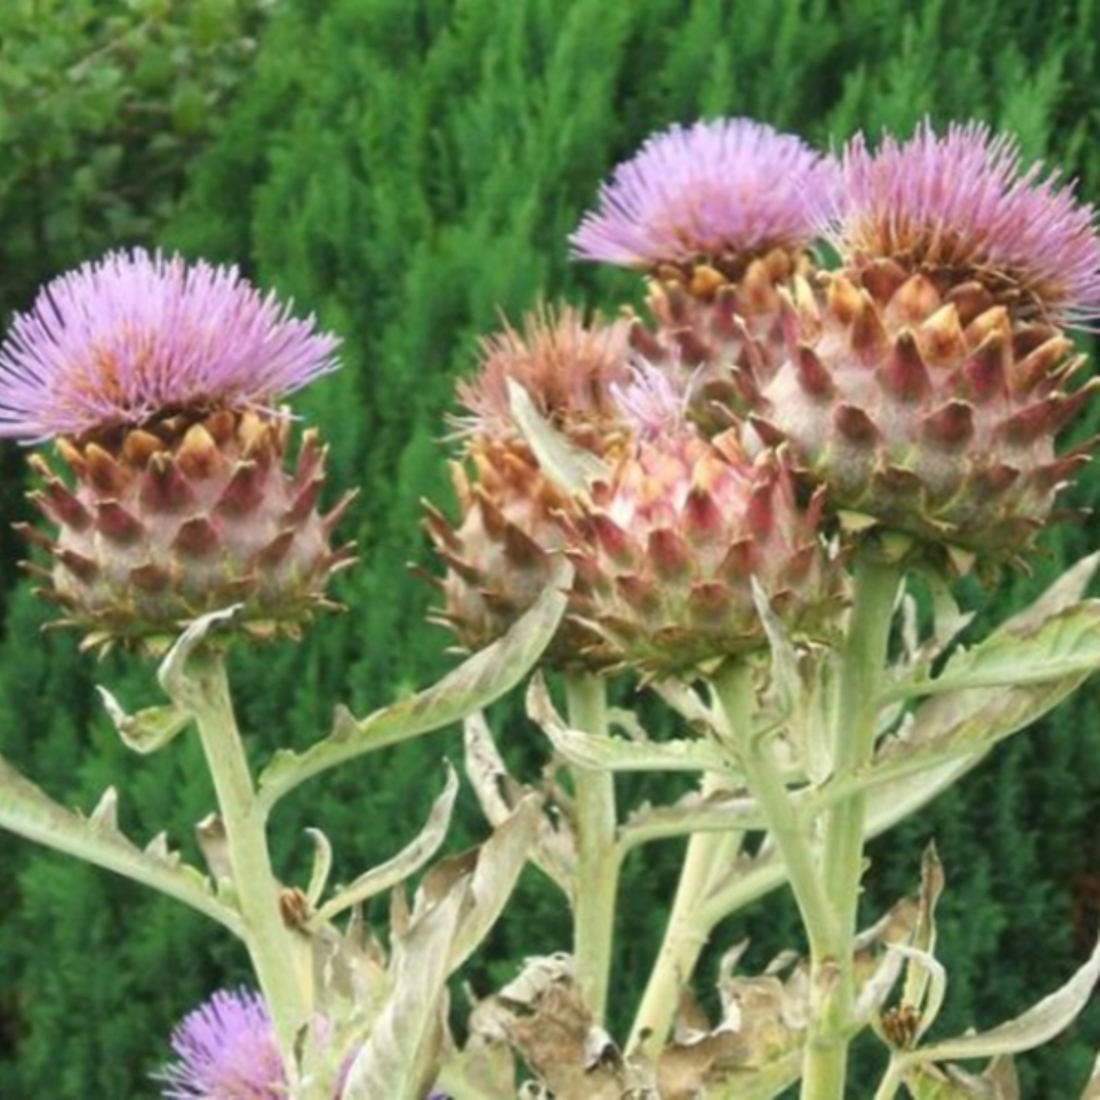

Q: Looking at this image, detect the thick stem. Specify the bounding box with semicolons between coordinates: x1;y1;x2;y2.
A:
800;555;901;1099
628;772;743;1058
712;661;837;959
187;653;312;1068
565;673;618;1025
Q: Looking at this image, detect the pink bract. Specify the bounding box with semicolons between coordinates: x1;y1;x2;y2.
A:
570;118;836;268
827;120;1100;329
0;249;340;441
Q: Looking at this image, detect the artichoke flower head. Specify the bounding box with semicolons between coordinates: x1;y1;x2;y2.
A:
0;249;354;652
746;122;1100;568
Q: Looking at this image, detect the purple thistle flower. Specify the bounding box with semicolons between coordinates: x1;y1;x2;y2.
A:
155;988;287;1100
0;248;340;442
570;118;837;270
826;119;1100;329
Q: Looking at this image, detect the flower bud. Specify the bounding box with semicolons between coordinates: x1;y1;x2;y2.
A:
425;309;633;669
568;422;842;675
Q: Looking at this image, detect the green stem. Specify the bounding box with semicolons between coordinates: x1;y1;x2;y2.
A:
187;653;312;1068
712;661;837;958
871;1060;905;1100
565;673;618;1025
627;772;743;1058
801;554;901;1099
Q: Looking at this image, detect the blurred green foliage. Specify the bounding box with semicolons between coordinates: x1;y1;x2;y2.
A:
0;0;275;616
1;0;1100;1096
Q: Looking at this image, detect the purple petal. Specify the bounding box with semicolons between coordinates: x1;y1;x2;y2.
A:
0;249;340;441
571;118;837;268
826;120;1100;329
155;988;286;1100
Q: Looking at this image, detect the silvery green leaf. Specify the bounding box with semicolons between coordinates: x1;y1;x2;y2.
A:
1001;551;1100;632
89;786;119;831
903;1056;1019;1099
464;713;576;896
924;572;975;663
619;787;766;853
260;561;571;807
436;1021;516;1100
752;578;800;716
887;945;947;1050
890;602;1100;701
897;668;1083;771
304;827;334;907
96;688;191;754
144;832;176;864
345;800;539;1099
529;674;734;775
156;604;243;706
903;844;946;1038
340;884;463;1100
464;711;526;828
896;935;1100;1069
0;753;239;935
856;947;908;1025
607;707;651;741
308;764;459;929
888;552;1100;704
507;378;608;493
746;583;836;782
423;795;540;973
651;678;717;734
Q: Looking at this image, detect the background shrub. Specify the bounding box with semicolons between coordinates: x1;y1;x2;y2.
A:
2;1;1099;1094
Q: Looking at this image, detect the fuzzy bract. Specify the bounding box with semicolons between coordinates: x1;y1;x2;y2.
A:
24;409;355;653
454;306;632;452
568;425;842;673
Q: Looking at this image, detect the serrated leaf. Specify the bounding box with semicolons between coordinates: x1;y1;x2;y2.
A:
1001;551;1100;633
903;1056;1019;1099
88;786;120;831
0;753;239;935
340;883;463;1100
888;944;948;1050
464;713;576;896
529;675;734;775
343;799;538;1099
651;678;717;733
853;628;1093;797
259;562;571;808
97;687;190;754
896;935;1100;1070
418;795;540;972
889;601;1100;701
308;764;459;929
